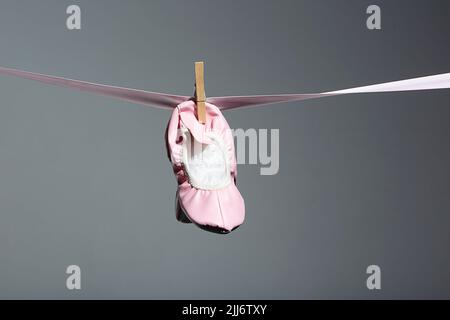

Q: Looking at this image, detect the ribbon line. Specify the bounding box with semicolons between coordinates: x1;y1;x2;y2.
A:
1;66;449;111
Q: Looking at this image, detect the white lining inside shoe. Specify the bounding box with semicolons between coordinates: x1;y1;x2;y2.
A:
180;126;231;190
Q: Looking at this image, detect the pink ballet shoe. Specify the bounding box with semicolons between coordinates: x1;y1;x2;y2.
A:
165;100;245;234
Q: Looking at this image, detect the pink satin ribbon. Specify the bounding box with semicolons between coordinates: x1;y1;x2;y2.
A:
1;66;449;111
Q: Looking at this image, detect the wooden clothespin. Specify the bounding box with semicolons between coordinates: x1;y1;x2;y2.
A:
194;61;207;124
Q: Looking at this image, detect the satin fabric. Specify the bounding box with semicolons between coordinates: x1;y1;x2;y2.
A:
1;66;449;111
166;101;245;233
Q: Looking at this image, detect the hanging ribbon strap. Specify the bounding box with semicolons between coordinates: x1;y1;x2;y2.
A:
208;72;450;110
0;66;188;110
1;66;450;110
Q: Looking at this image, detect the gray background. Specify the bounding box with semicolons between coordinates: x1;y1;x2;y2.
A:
0;0;449;299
